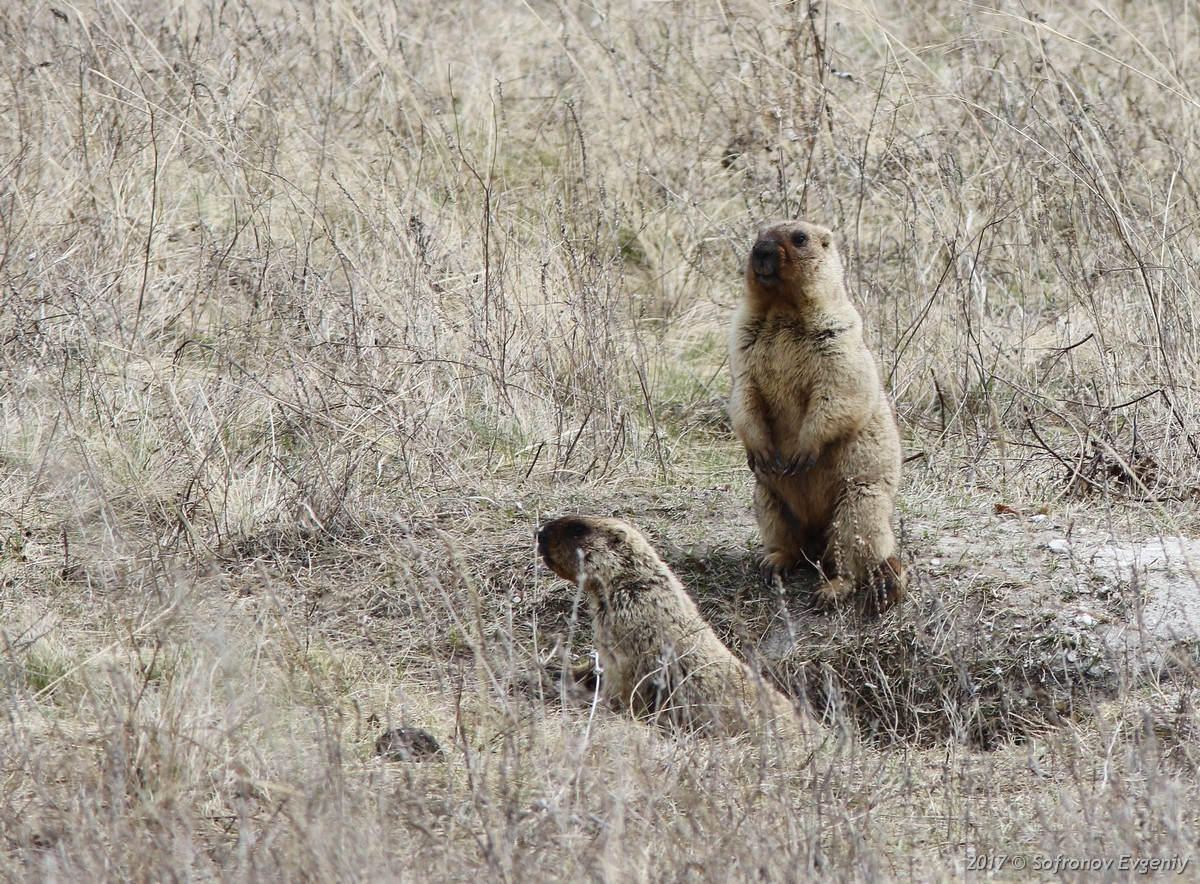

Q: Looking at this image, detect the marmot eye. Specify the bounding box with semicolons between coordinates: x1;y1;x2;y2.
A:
791;230;808;247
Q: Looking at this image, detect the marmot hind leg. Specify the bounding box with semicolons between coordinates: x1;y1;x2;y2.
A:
754;481;824;582
817;481;906;612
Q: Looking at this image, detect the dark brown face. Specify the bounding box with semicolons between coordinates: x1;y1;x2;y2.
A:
536;516;596;584
537;515;641;587
747;221;834;292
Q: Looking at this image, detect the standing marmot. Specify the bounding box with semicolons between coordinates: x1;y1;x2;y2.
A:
728;221;906;612
536;515;804;736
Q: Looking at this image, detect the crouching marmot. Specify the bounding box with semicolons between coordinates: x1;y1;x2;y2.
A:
536;515;804;736
729;221;906;613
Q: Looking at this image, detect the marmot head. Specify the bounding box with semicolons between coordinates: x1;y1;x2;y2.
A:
537;515;667;595
746;220;840;305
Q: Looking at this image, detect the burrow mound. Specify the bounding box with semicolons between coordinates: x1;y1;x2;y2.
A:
672;551;1126;749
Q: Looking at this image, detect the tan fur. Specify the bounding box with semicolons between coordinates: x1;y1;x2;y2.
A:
536;515;803;736
729;221;907;613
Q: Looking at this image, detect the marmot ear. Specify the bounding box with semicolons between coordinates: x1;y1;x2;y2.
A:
821;233;832;249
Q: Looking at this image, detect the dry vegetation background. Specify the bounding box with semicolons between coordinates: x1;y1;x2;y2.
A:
3;0;1200;879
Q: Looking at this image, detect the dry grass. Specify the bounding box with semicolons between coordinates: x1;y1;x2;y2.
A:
3;0;1200;879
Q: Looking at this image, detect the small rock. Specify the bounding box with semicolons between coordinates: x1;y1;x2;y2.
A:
1046;539;1070;555
374;727;445;762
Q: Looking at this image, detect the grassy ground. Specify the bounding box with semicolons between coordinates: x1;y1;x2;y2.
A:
3;0;1200;879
